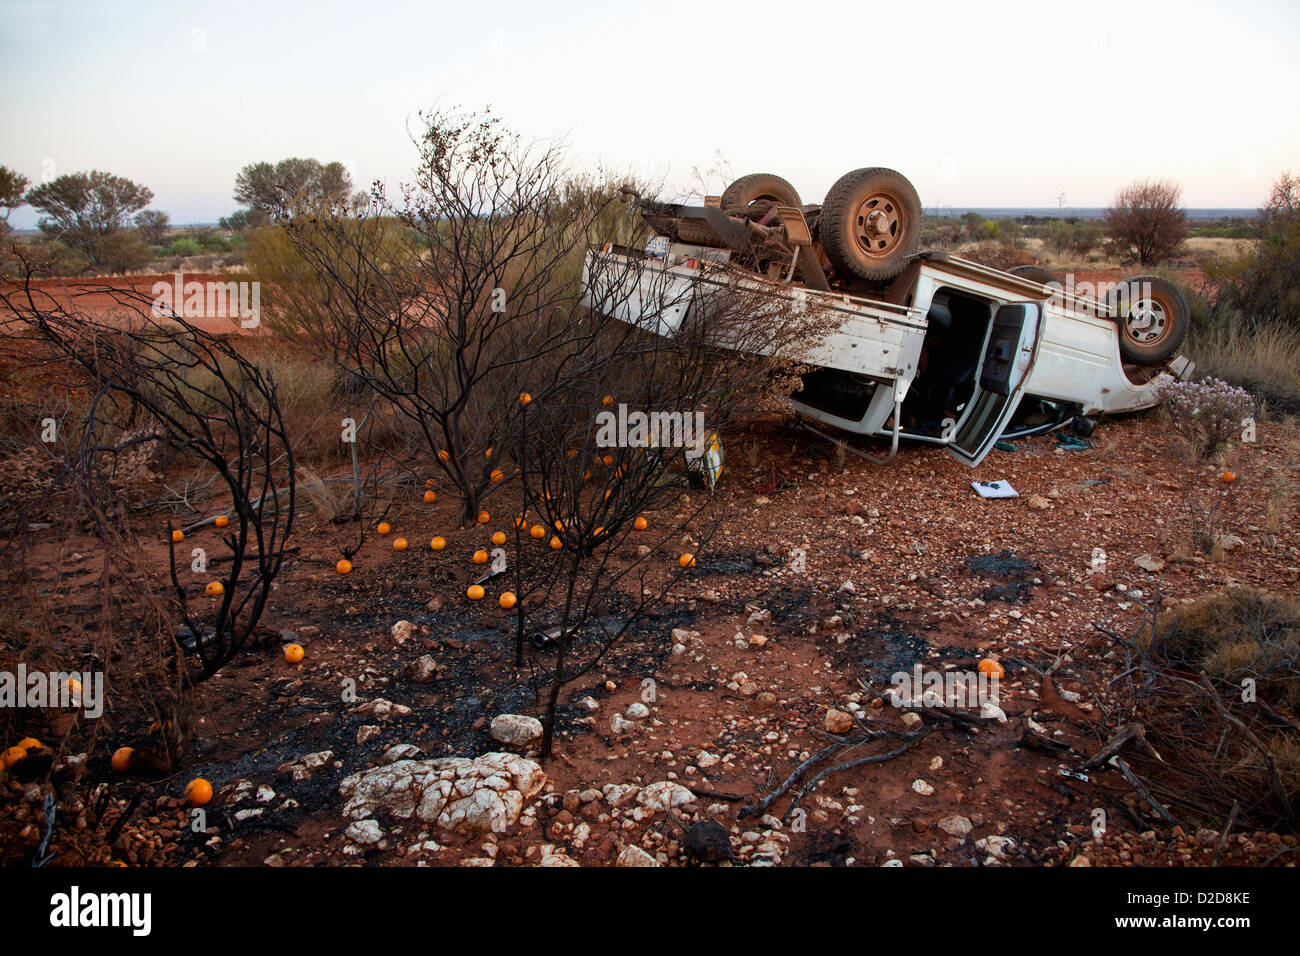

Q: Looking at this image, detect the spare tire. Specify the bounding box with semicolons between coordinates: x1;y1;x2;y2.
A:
1110;274;1189;365
819;167;921;281
1007;264;1061;286
720;173;801;213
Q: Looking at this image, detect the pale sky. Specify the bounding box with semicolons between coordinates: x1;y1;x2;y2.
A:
2;0;1297;227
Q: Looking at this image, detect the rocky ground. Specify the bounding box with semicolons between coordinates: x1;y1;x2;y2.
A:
4;410;1299;867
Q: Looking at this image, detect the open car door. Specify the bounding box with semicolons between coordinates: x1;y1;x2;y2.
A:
946;302;1044;467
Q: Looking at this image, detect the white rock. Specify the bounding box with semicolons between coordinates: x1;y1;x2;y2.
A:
976;835;1017;859
625;702;650;720
345;819;383;845
390;620;416;644
937;814;972;837
490;714;543;748
616;845;661;867
339;753;546;834
697;751;720;769
637;781;696;811
911;779;935;796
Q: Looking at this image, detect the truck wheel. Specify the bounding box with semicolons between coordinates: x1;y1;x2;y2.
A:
819;167;921;281
1007;264;1061;286
1111;274;1189;365
719;173;801;213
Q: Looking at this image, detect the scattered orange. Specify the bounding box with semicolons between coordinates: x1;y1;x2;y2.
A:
284;643;305;664
491;531;506;546
377;522;391;535
214;515;230;528
602;395;614;406
467;584;485;600
1221;471;1237;484
438;449;450;462
184;778;213;807
499;591;517;610
518;392;532;406
476;511;490;524
679;553;696;568
423;490;437;503
472;549;489;564
2;747;27;769
171;530;184;543
430;536;446;551
602;455;613;466
978;659;1005;679
634;516;648;531
204;581;224;597
514;516;527;529
484;447;493;459
111;747;134;772
336;559;353;575
393;537;409;551
490;469;504;483
530;524;546;539
16;738;41;752
550;536;563;550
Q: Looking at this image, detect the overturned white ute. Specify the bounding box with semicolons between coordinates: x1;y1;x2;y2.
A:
582;166;1193;467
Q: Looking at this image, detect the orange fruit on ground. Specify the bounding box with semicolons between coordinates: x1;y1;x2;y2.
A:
490;469;504;483
423;490;437;503
476;511;490;524
554;520;565;531
67;678;82;697
430;536;446;550
393;537;409;551
284;643;305;664
679;553;695;568
634;516;648;530
336;559;353;575
484;447;493;459
111;747;134;772
214;514;230;528
472;549;489;564
602;395;614;406
518;392;532;406
549;536;563;550
205;581;224;597
1221;471;1237;484
499;591;517;609
514;516;527;529
467;585;485;600
978;659;1005;679
604;490;612;500
171;529;184;543
3;747;27;769
438;449;450;462
602;455;613;466
16;737;40;751
377;522;391;535
184;778;213;807
492;531;506;546
530;524;546;539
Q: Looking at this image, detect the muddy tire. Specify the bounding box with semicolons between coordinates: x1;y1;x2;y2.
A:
719;173;801;213
1110;274;1189;365
673;218;723;246
819;167;921;281
1007;264;1061;286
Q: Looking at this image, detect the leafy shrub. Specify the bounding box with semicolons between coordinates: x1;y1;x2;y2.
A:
1154;376;1255;458
167;237;201;257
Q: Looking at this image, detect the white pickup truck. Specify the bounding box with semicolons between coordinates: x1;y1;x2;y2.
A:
582;167;1193;467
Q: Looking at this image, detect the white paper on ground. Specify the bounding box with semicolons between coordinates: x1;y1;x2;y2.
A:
971;480;1018;499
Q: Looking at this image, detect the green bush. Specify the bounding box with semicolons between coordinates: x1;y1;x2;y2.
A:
167;237;201;257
